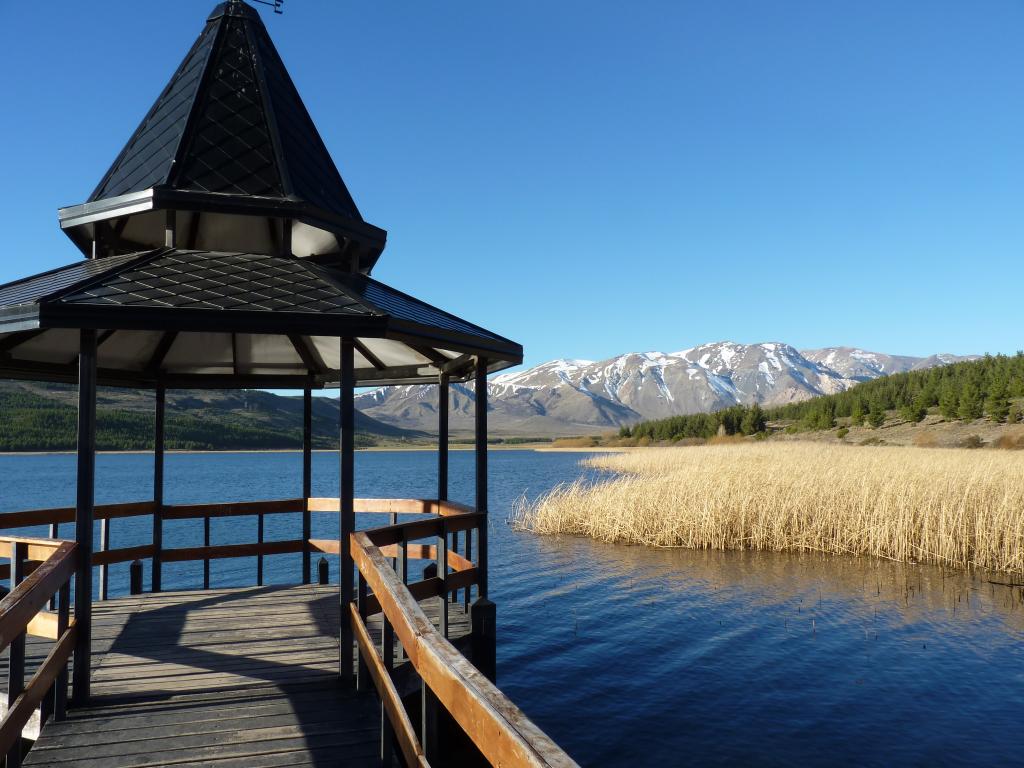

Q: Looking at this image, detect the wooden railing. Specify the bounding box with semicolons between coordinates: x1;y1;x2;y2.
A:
0;498;477;597
0;536;77;768
0;498;572;766
350;506;578;768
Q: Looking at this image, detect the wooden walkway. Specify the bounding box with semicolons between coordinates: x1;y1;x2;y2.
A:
20;584;469;767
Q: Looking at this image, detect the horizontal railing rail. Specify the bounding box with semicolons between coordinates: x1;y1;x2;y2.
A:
0;498;479;598
350;512;577;768
0;536;76;767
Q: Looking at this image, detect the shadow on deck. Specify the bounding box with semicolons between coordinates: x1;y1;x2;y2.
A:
24;585;468;767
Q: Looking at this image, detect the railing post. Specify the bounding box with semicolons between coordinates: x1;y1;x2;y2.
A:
397;532;407;662
438;519;449;638
380;617;394;765
99;516;109;601
54;580;70;721
7;541;27;768
302;381;312;584
257;511;265;586
471;596;497;684
318;556;329;585
356;573;369;692
338;337;356;683
130;559;143;595
203;515;211;590
464;528;473;610
73;327;96;706
422;680;439;762
152;376;165;592
48;522;58;610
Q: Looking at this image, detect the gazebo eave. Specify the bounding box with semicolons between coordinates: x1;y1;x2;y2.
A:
59;188;388;273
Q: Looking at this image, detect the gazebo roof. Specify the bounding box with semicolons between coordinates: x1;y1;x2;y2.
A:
0;0;522;389
0;249;520;388
58;0;386;272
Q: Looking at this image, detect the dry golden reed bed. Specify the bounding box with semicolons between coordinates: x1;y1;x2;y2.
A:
512;443;1024;573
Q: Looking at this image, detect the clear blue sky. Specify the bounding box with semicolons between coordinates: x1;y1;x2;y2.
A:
1;1;1021;371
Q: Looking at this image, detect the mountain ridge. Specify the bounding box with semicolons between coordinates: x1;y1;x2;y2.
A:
356;342;978;435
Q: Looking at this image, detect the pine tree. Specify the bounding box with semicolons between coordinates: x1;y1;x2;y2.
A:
899;402;926;423
958;383;983;421
849;397;864;427
1008;402;1023;425
867;399;886;428
740;404;766;436
938;382;959;420
985;383;1010;423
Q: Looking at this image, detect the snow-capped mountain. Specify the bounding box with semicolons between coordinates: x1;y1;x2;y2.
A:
354;342;976;436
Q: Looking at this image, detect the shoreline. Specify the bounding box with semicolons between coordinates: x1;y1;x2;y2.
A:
0;443;565;457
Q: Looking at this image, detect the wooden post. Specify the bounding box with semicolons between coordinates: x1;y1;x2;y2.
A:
302;381;312;584
380;617;394;765
73;328;96;705
474;357;488;599
7;541;26;768
318;556;329;585
129;560;143;595
438;519;449;638
203;516;211;590
257;511;264;586
439;374;460;603
152;378;165;592
356;573;369;692
472;356;496;682
54;580;70;721
438;373;449;502
98;517;110;601
338;337;355;683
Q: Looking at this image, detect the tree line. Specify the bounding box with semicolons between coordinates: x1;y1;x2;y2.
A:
620;403;767;441
0;389;378;452
617;353;1023;441
765;353;1024;430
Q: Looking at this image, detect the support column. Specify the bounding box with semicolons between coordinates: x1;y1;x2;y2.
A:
471;356;496;681
152;377;165;592
73;329;97;705
438;374;449;502
338;338;355;683
302;380;313;584
474;357;488;598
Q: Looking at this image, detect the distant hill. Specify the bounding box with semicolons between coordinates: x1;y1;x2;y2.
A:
355;342;977;435
0;381;423;452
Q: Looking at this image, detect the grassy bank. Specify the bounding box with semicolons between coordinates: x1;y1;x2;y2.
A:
511;443;1024;574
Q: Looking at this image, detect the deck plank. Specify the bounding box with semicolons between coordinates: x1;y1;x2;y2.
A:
19;584;468;767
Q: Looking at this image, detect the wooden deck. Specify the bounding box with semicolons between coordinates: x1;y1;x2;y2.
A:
20;584;469;767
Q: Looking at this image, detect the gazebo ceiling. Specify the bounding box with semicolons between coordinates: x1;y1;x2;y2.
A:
58;0;386;272
0;249;521;388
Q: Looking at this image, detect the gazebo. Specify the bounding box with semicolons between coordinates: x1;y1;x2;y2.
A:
0;4;549;765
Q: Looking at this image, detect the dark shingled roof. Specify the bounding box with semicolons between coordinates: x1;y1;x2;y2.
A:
90;1;361;222
0;250;517;351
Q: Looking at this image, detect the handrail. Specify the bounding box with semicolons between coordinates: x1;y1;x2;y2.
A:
0;536;77;762
350;516;578;768
0;498;472;599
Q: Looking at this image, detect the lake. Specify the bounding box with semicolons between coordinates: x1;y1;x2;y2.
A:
1;449;1022;766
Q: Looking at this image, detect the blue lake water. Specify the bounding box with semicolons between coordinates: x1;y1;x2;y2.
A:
1;449;1023;766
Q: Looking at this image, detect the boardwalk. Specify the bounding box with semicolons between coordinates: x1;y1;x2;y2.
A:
22;585;468;767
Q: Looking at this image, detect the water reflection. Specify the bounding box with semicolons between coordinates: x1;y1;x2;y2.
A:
497;533;1024;767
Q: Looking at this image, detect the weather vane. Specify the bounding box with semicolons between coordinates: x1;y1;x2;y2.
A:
248;0;284;14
